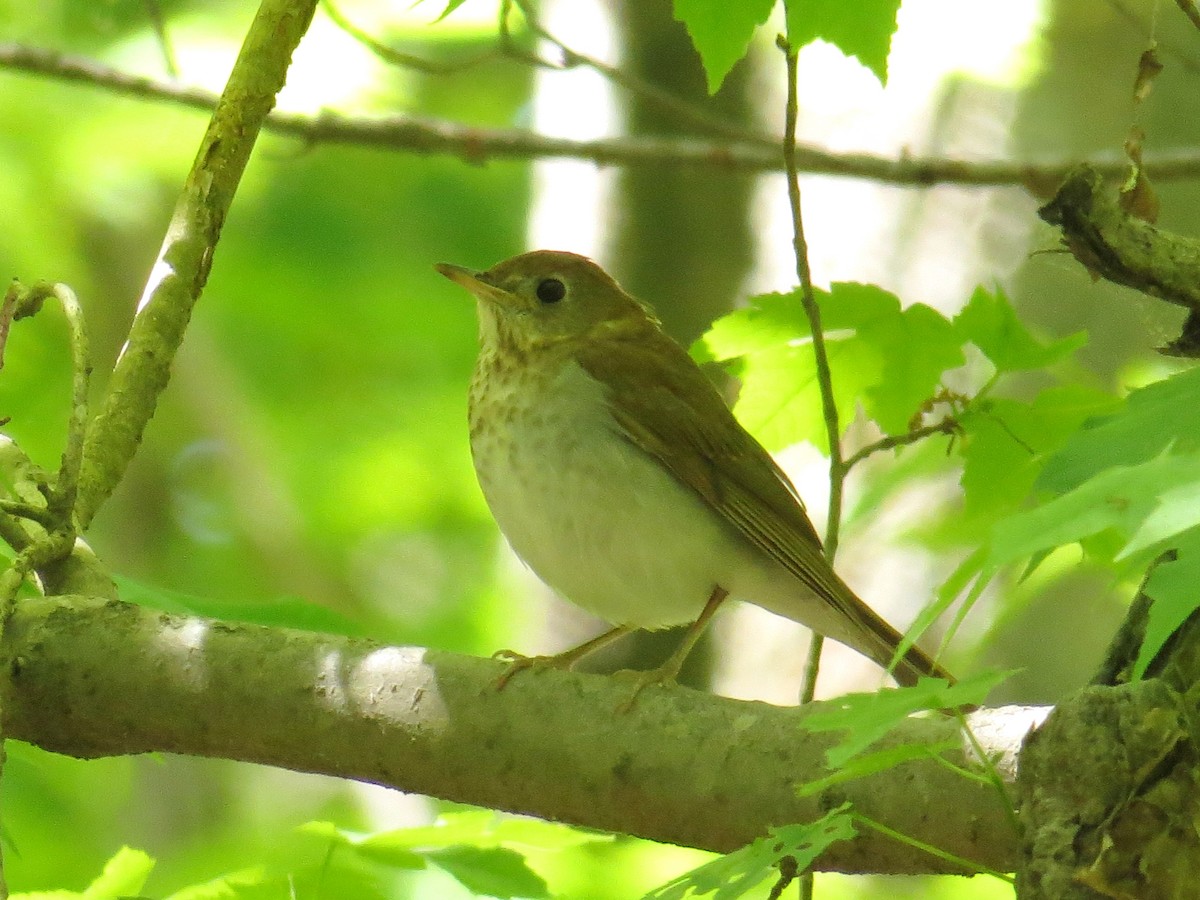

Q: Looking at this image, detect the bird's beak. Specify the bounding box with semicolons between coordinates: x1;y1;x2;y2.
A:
435;263;513;307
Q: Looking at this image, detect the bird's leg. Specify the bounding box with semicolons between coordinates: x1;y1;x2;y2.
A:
614;586;729;713
493;624;634;689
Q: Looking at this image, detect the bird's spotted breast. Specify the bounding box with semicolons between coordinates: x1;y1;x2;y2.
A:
468;356;754;629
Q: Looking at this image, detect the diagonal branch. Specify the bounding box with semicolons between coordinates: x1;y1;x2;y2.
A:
71;1;319;527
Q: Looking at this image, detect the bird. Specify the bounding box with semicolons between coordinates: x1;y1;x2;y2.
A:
436;250;953;697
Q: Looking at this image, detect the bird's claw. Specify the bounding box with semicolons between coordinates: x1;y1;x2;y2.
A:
491;649;574;690
611;666;680;714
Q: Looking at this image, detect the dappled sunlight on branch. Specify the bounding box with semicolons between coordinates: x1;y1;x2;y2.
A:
153;616;211;692
350;646;449;728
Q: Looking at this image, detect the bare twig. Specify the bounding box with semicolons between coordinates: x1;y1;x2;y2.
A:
779;37;841;714
7;43;1200;185
509;0;770;144
843;417;962;473
320;0;520;74
41;285;90;528
0;283;18;371
0;510;33;550
322;0;772;144
0;502;53;530
1102;0;1200;72
0;283;92;614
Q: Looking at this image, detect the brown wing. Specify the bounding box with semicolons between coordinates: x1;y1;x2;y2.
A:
575;325;952;686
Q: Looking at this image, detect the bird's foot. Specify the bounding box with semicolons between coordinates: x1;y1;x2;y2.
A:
608;587;726;712
610;659;686;714
491;625;634;691
491;649;581;690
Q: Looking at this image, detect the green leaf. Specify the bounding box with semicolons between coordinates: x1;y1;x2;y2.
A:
823;285;962;435
429;0;472;23
304;812;603;893
673;0;777;93
164;867;273;900
642;808;856;900
1120;481;1200;560
734;340;872;453
698;285;963;452
12;849;155;900
300;820;425;870
483;817;612;851
427;846;549;899
1039;367;1200;493
959;387;1122;523
955;285;1086;373
115;576;370;638
988;452;1200;572
84;847;154;900
694;292;808;363
800;671;1007;768
795;740;961;798
785;0;902;84
351;810;604;855
1137;530;1200;679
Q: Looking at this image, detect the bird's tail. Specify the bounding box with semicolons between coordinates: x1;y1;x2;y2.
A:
835;578;954;688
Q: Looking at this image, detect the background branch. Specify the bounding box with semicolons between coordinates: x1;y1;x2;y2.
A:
8;42;1200;186
0;594;1028;876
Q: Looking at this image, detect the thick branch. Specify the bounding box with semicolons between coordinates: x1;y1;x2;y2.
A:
0;595;1027;875
6;43;1200;186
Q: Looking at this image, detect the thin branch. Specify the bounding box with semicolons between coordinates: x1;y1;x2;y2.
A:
842;417;961;474
0;283;19;372
853;814;1014;883
43;284;89;528
1040;164;1200;356
8;43;1200;185
1102;0;1200;72
319;0;519;74
508;0;770;145
0;510;33;550
74;0;319;528
0;502;52;529
322;0;771;144
779;38;841;713
779;43;843;552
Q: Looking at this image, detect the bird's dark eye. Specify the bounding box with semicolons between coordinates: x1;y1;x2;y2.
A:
535;277;566;304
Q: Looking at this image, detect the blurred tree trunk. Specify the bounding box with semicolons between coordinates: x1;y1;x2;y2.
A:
589;0;758;684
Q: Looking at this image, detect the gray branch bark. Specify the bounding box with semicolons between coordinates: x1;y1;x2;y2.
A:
0;595;1029;876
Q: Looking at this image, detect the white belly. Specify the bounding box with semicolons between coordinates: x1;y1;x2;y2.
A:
470;359;758;629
